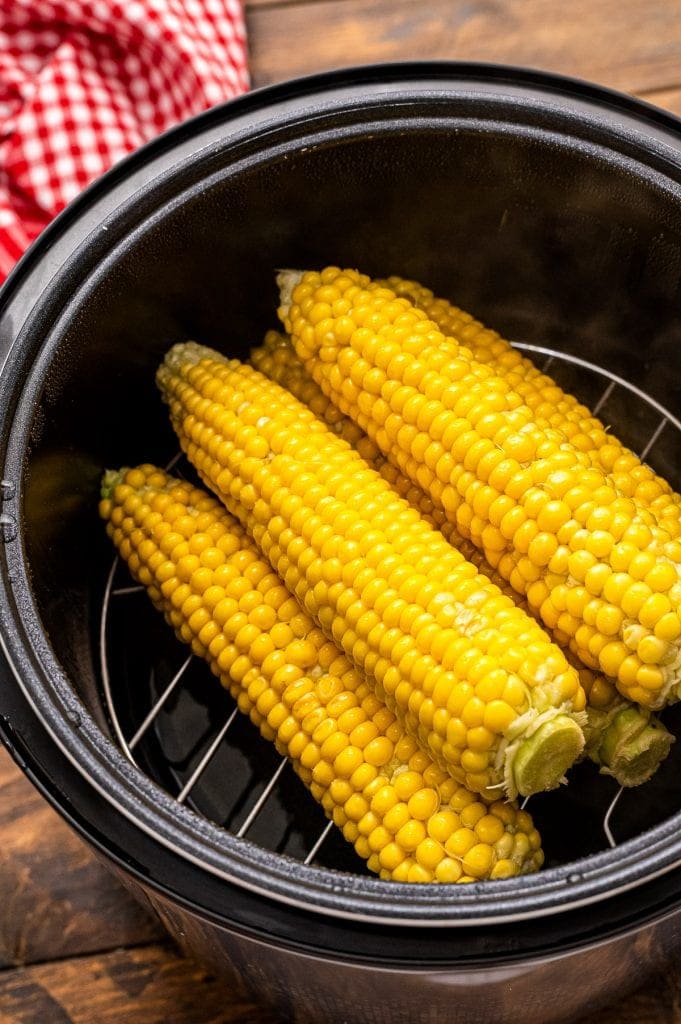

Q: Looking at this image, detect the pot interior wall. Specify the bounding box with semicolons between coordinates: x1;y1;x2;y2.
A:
19;121;681;865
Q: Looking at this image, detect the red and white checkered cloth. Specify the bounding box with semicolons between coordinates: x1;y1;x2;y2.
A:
0;0;249;282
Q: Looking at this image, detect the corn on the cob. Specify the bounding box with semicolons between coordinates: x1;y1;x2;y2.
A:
251;331;674;787
100;465;544;882
382;458;675;785
382;275;681;538
157;341;586;801
435;519;674;784
278;267;681;712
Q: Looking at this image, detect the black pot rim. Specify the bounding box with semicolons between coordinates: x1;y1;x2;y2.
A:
2;60;681;932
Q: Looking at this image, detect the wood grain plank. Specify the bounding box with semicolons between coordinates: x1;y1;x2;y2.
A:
0;939;678;1024
245;0;348;7
640;85;681;117
578;975;681;1024
0;944;280;1024
245;0;681;97
0;748;164;969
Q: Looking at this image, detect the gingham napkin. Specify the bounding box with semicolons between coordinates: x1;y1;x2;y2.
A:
0;0;249;281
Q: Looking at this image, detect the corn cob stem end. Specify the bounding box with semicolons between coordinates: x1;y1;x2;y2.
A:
101;468;127;500
595;706;674;788
276;269;304;317
511;714;585;798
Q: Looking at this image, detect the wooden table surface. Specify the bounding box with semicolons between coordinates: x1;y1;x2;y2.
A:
3;2;681;1021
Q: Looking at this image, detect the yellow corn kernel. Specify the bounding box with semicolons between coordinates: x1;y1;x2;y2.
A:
445;828;477;859
462;843;495;879
415;837;446;871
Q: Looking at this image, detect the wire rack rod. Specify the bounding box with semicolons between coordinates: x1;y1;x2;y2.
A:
603;787;625;849
639;416;668;462
304;821;334;865
128;655;193;751
177;706;240;804
236;757;288;838
112;584;145;597
100;556;134;759
592;379;616;415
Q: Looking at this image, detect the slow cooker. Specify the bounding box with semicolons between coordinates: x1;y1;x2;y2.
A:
1;62;681;1024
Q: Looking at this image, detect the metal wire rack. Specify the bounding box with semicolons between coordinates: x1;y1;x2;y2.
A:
99;344;681;873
